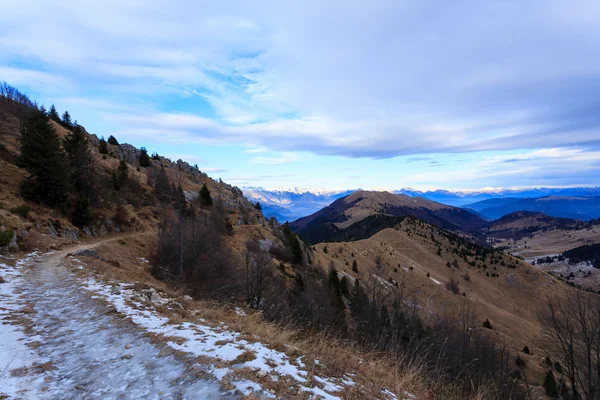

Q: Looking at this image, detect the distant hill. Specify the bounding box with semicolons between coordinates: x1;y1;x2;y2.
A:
290;190;488;243
487;211;584;239
465;196;600;221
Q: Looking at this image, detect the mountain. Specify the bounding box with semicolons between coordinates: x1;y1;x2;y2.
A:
486;211;584;239
242;187;354;222
396;187;600;206
465;196;600;221
244;187;600;222
290;190;489;243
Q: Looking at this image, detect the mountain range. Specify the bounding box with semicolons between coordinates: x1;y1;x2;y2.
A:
244;186;600;222
465;196;600;221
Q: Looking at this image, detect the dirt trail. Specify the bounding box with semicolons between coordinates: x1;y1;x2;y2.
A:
0;236;231;400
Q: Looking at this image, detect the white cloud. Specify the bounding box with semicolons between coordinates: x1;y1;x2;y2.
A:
249;153;303;165
1;0;599;165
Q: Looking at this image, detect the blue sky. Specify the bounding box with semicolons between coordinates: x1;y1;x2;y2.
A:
1;0;600;191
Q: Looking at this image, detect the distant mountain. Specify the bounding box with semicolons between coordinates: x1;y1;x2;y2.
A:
395;187;600;207
290;190;489;243
244;187;600;221
465;196;600;221
487;211;584;239
242;187;354;222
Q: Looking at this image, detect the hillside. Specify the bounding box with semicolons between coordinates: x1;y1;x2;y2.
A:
310;217;570;392
465;196;600;221
291;190;489;243
486;211;584;239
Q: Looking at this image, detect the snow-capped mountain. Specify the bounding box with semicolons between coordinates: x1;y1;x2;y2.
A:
242;187;355;222
243;186;600;222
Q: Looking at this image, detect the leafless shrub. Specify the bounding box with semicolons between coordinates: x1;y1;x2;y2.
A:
446;278;460;294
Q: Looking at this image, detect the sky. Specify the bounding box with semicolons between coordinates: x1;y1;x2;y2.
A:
1;0;599;191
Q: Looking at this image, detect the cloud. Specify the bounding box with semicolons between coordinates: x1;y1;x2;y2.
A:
2;0;600;161
249;153;303;165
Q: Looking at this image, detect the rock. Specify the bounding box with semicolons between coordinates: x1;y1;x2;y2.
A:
158;347;174;357
150;292;162;304
7;231;19;252
125;343;131;349
120;353;133;360
183;295;193;302
70;249;104;260
256;369;267;378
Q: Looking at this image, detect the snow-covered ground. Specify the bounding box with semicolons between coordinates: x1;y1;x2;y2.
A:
1;252;223;399
1;249;413;400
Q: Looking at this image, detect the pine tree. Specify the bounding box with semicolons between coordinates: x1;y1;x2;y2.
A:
63;126;94;200
199;183;213;206
543;370;558;398
63;126;95;225
48;104;60;122
154;166;172;203
352;259;358;273
340;276;349;297
19;112;68;207
39;105;47;115
175;184;188;216
71;198;92;227
282;221;291;237
99;136;108;154
290;233;303;264
112;160;128;191
328;267;341;295
138;146;150;167
107;135;119;145
61;110;72;128
254;201;262;210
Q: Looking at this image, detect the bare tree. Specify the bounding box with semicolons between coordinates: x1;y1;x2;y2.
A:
538;290;600;399
244;240;272;308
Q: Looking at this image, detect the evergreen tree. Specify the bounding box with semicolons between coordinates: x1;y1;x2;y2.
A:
199;183;213;206
112;160;128;191
154;166;172;203
543;370;558;398
61;110;72;128
254;201;262;210
63;126;94;200
99;136;108;154
138;146;150;167
282;221;291;237
352;259;358;273
107;135;119;145
39;105;47;115
48;104;60;122
290;233;303;264
63;126;95;225
19;112;68;207
340;276;349;297
328;267;341;295
175;184;188;216
71;198;92;227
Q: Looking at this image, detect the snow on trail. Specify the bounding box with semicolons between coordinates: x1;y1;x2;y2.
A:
0;252;225;399
0;249;374;399
80;272;358;399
